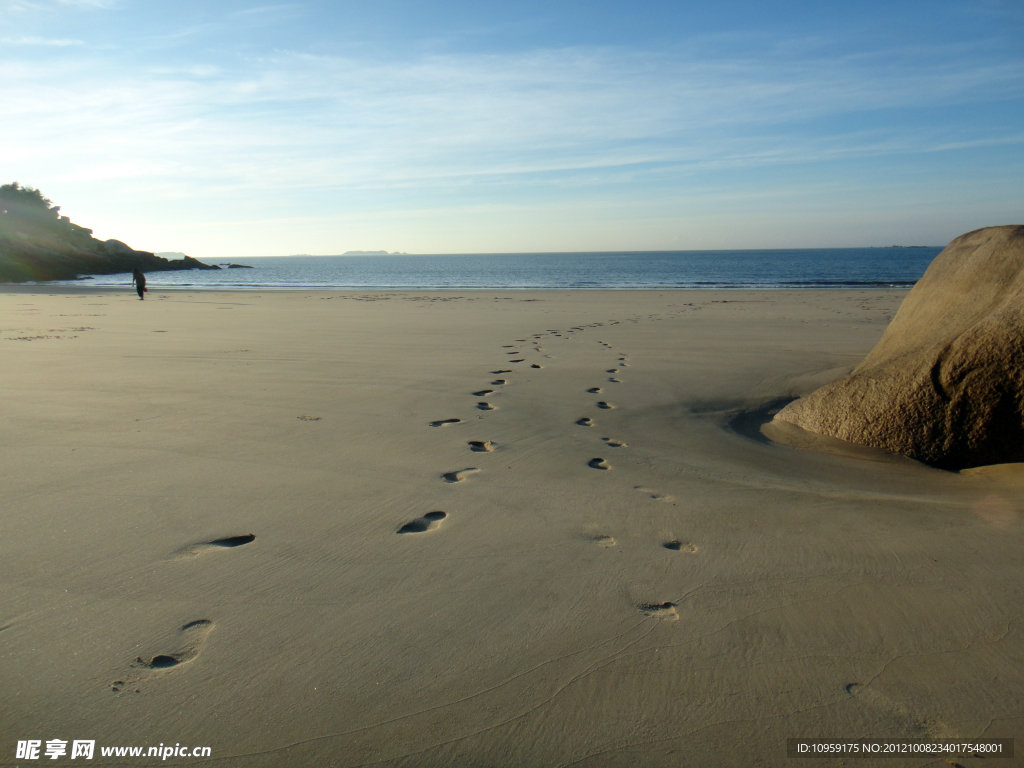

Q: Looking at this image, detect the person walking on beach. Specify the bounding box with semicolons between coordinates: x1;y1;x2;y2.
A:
132;268;147;300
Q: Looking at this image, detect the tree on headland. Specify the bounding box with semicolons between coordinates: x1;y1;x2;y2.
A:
0;182;60;219
0;182;219;282
0;182;95;247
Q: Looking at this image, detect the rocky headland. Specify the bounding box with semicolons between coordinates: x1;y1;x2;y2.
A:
0;183;219;282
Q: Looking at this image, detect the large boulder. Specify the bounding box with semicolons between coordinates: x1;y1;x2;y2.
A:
773;225;1024;470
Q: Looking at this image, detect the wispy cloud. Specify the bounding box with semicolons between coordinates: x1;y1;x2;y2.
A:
230;4;303;20
0;0;113;24
0;0;114;10
1;31;1022;247
1;35;84;45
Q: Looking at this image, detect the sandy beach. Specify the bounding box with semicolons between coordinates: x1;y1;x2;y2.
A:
1;286;1021;767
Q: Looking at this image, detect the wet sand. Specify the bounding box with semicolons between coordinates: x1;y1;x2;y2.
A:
0;286;1020;767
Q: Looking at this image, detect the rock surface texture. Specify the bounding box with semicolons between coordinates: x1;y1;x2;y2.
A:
774;225;1024;470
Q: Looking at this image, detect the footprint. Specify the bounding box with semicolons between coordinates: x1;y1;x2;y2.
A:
530;364;542;369
173;534;256;558
663;540;698;553
397;510;448;534
430;418;463;427
133;619;214;670
587;387;602;394
844;684;952;738
587;534;617;548
109;679;134;694
601;438;627;447
606;369;618;373
502;345;516;348
635;486;675;502
491;369;512;374
588;458;610;470
491;379;506;385
596;401;614;409
638;602;678;621
508;359;524;363
608;377;621;383
442;468;480;483
472;389;494;396
619;362;629;367
576;417;594;427
297;415;322;421
468;440;494;452
476;402;496;411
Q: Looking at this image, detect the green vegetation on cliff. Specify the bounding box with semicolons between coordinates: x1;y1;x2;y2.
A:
0;182;219;282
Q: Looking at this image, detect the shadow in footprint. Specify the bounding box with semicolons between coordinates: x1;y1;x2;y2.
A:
442;468;480;483
430;418;463;427
635;486;675;502
596;401;614;409
491;379;506;385
639;602;678;621
469;440;494;452
576;417;594;427
588;458;610;470
492;369;512;374
601;438;627;447
587;387;602;394
472;389;493;397
133;619;214;670
397;510;447;534
148;655;182;669
663;540;698;552
531;364;542;369
476;402;496;411
173;534;255;558
210;534;255;548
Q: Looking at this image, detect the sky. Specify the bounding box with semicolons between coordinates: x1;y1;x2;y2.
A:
1;0;1022;256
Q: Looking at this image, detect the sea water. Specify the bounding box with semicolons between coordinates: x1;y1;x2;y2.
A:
62;248;942;291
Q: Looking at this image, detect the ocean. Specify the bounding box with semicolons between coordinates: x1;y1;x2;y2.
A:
62;248;942;291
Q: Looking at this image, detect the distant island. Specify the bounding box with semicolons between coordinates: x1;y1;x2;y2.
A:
0;183;219;282
288;251;410;257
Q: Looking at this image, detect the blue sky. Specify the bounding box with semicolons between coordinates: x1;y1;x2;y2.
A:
1;0;1022;256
